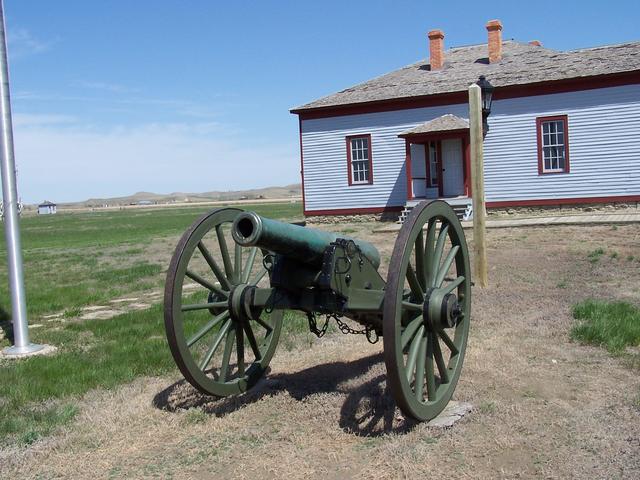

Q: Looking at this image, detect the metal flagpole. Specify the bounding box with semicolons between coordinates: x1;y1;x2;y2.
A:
0;0;44;356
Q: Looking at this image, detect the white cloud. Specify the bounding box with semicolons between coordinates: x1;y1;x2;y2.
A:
13;90;224;122
13;113;77;127
12;118;299;203
73;81;141;94
8;29;53;58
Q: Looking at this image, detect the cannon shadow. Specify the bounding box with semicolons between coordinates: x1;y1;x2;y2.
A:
153;352;418;437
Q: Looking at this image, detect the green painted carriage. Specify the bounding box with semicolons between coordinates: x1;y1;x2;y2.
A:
164;200;470;421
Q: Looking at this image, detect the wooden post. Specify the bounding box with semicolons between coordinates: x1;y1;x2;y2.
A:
468;83;488;287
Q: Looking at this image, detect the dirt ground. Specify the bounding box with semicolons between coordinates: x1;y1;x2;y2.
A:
2;223;639;479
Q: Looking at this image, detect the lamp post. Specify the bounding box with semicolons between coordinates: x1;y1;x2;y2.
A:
476;75;494;138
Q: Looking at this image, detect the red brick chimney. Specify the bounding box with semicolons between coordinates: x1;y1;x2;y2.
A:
428;29;445;70
486;19;503;63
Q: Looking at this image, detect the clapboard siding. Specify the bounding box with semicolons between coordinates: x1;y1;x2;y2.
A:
300;84;640;212
484;84;640;201
301;104;468;211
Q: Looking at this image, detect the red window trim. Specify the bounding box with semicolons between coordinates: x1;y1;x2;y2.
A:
536;115;570;175
346;134;374;185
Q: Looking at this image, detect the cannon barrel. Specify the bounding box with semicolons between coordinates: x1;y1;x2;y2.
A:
231;211;381;270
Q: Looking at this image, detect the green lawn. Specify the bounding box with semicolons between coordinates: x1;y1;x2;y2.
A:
0;202;302;318
571;299;640;354
0;201;304;446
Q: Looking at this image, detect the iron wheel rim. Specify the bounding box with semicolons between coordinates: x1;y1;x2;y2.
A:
383;200;471;421
164;208;283;397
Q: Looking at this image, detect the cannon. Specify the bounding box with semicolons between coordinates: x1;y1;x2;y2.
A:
164;200;471;421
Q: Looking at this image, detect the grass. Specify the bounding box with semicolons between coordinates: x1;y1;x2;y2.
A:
0;304;173;445
0;201;304;446
0;202;302;320
587;247;605;263
571;300;640;354
0;303;327;446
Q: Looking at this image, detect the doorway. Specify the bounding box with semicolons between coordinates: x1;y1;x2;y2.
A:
441;138;464;196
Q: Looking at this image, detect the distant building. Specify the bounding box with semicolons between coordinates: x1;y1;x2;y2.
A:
37;201;57;215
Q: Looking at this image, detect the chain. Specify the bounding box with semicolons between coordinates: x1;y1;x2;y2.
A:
306;312;379;344
306;311;330;338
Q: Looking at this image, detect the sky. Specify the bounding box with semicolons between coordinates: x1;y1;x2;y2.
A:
4;0;640;203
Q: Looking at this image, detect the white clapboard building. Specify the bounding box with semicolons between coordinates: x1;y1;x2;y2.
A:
37;201;57;215
291;20;640;218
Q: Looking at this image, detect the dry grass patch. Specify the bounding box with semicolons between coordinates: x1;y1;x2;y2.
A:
1;223;640;479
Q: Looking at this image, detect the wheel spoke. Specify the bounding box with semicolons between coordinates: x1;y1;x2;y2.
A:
435;245;460;288
406;264;424;300
181;301;228;312
234;243;243;283
442;275;464;295
425;334;437;400
432;332;450;383
250;267;269;286
185;269;227;297
254;316;273;333
415;229;426;290
401;315;423;349
197;241;232;291
187;310;229;347
198;319;231;371
401;301;422;312
215;224;234;281
438;330;459;355
414;335;427;401
236;323;245;376
431;224;450;287
425;219;437;286
241;247;258;283
242;321;262;360
405;325;425;382
219;325;235;382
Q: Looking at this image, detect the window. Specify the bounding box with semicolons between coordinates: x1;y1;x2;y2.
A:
537;115;570;174
347;135;373;185
427;141;438;187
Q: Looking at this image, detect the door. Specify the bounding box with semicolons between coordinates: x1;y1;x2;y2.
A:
441;138;464;196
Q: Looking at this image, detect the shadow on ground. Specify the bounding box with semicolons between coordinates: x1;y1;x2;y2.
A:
0;306;12;343
153;352;418;436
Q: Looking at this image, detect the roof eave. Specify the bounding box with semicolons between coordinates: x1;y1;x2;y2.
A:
292;70;640;119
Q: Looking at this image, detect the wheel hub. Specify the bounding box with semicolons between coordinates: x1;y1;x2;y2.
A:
423;288;461;330
228;283;257;322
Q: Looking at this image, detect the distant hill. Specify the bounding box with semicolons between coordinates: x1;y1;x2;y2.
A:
58;184;302;208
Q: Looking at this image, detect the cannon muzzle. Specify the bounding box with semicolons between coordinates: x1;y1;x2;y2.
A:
231;211;380;269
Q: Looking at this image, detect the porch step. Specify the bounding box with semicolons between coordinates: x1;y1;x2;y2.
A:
397;199;472;224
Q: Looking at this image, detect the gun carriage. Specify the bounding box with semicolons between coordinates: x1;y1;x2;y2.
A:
164;200;470;421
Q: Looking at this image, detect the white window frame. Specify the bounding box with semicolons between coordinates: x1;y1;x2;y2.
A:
537;115;570;174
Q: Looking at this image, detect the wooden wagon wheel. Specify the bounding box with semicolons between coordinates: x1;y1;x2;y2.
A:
383;200;471;421
164;208;283;397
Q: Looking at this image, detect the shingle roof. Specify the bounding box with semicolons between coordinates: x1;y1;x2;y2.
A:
292;40;640;112
399;114;469;136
